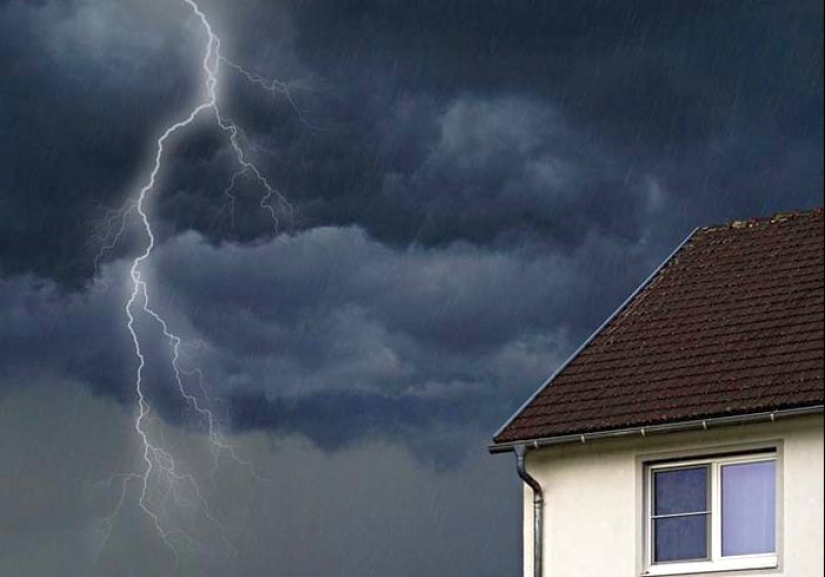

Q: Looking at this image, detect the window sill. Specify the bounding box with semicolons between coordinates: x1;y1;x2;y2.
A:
643;555;778;576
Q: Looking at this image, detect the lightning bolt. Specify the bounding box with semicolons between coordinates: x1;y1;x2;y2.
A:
95;0;295;559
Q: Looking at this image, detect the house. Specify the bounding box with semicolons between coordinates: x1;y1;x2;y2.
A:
490;209;824;577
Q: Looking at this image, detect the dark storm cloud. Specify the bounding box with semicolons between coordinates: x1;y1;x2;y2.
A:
226;388;481;454
1;0;821;456
168;0;820;255
0;0;205;285
143;226;674;455
159;227;584;442
3;222;657;459
285;0;822;145
0;270;210;427
205;0;823;245
3;0;821;288
155;227;577;361
0;272;130;397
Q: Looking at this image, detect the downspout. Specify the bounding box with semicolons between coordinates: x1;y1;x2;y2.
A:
515;445;543;577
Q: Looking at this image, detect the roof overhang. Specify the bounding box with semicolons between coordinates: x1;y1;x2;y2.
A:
488;405;825;454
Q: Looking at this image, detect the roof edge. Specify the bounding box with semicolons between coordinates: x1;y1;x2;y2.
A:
491;226;700;444
489;405;825;454
701;206;823;233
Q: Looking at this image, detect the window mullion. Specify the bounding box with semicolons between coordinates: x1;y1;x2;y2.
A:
711;461;722;561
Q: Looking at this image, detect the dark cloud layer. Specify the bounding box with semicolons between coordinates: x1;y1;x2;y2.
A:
179;0;824;247
1;0;821;463
2;0;821;285
1;229;579;460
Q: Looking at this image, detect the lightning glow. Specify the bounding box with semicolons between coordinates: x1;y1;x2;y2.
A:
96;0;294;558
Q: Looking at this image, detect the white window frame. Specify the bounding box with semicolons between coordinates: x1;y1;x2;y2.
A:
643;452;779;576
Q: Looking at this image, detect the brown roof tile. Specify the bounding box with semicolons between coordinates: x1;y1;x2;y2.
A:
494;208;824;444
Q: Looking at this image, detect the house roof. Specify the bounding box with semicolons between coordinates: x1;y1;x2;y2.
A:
493;208;824;446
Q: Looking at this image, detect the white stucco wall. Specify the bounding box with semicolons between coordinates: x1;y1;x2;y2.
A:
521;415;824;577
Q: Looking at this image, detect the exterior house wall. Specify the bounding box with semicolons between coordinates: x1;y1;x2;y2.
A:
521;415;824;577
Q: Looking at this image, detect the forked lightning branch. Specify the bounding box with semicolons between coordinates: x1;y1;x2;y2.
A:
97;0;293;556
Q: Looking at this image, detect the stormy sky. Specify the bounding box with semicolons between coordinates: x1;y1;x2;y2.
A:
0;0;822;575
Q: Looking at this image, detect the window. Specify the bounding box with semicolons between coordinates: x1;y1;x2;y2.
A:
644;452;778;575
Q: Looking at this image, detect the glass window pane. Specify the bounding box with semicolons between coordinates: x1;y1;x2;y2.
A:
654;466;708;515
722;461;776;556
654;515;709;562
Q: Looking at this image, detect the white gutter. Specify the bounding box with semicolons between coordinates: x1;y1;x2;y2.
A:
489;405;825;454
